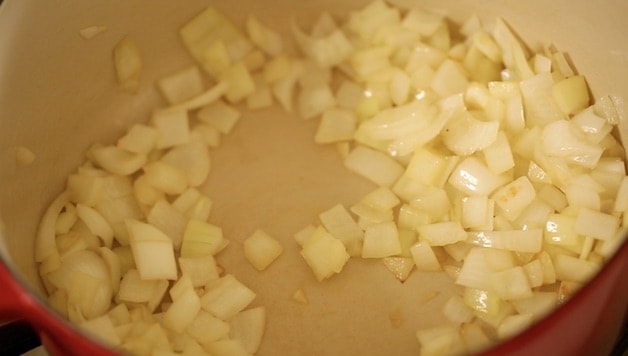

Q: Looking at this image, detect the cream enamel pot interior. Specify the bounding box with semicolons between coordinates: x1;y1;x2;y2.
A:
0;0;626;355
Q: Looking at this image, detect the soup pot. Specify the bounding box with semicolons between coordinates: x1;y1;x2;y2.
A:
0;0;626;355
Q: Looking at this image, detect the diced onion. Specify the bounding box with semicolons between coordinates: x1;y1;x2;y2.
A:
36;192;70;262
113;35;142;92
15;146;36;166
52;249;112;319
33;1;628;354
467;230;543;253
90;145;147;176
79;26;107;39
76;204;114;248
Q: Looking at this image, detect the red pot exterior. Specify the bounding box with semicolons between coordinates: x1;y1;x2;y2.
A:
0;260;116;356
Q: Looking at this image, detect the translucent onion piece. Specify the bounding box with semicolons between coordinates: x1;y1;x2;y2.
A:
57;249;112;319
291;21;353;68
90;145;147;176
76;204;114;248
36;192;70;262
467;230;543;253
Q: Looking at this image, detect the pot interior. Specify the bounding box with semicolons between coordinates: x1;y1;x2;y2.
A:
0;0;626;355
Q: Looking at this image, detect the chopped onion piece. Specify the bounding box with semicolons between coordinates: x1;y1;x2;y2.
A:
197;101;242;134
291;21;353;68
76;204;114;248
292;288;308;304
179;6;252;65
15;145;36;166
356;100;433;142
36;192;70;262
467;230;543;253
80;314;120;346
294;225;317;247
483;131;515;174
347;0;400;42
143;161;189;195
410;187;450;220
410;241;442;272
553;254;600;283
55;204;77;235
300;226;350;281
99;247;121;295
79;25;107;39
161;141;211;187
178;255;219;287
442;111;500;156
344;145;404;187
418;221;467;247
220;62;256;103
492;176;536;221
431;59;469;97
158;66;204;105
461;196;494;230
314;108;357;144
151;108;191;149
147;200;187;250
172;188;213;221
572;107;613;144
519;73;566;127
187;310;230;345
67;173;104;207
573;207;620;241
272;58;304;112
246;16;282;56
614;176;628;212
168;81;230;112
552;75;590;115
163;279;201;333
594;95;622;125
297;84;336;120
490;266;533;300
230;306;266;354
362;221;401;258
497;314;534;340
319;204;363;256
117;269;168;311
180;219;225;258
416;326;465;356
448;157;508;196
57;249;113;319
246;76;274;110
201;274;256;320
113;35;142;92
404;148;457;188
243;230;284;271
126;219;178;280
460;322;491;355
401;7;444;37
382;257;415;282
117;124;158;155
90;145;146;176
443;295;474;324
541;120;604;168
95;195;143;247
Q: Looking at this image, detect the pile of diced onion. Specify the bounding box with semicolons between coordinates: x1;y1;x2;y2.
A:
35;1;627;355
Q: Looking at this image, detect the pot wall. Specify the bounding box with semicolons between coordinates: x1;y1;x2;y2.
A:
0;1;625;355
